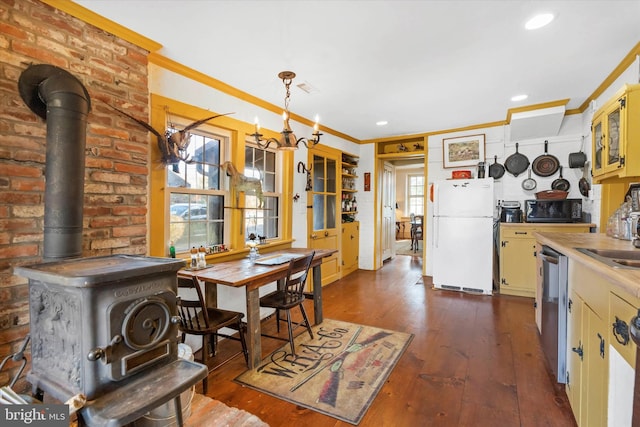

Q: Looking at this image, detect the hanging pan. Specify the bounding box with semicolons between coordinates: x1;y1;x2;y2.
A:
532;140;560;177
522;167;537;191
579;161;591;197
551;166;570;191
505;142;529;177
488;155;505;179
568;136;587;169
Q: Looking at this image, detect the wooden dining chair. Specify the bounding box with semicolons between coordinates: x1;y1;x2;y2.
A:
412;215;424;252
176;277;248;393
259;251;315;355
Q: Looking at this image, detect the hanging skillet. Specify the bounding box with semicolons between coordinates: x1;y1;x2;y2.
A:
532;140;560;177
551;166;570;192
488;155;505;179
522;167;537;191
579;161;591;197
504;142;529;177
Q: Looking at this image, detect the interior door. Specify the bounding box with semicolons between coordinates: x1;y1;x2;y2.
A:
382;162;394;260
307;147;340;288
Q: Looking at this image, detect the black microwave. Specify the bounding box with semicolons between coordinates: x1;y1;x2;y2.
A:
524;199;583;223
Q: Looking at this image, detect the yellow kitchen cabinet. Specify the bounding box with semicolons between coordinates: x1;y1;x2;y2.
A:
566;261;609;427
566;287;584;425
500;227;537;297
341;221;359;277
592;83;640;182
609;291;638;367
500;224;592;298
608;291;638;427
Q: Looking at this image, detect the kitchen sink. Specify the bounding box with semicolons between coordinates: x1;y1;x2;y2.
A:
575;247;640;269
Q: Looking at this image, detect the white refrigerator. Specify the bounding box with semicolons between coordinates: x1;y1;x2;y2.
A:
432;179;494;295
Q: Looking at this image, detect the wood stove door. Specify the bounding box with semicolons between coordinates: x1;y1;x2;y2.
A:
107;291;178;380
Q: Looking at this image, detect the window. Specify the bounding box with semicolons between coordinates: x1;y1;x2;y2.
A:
167;125;228;254
407;175;424;215
244;145;280;241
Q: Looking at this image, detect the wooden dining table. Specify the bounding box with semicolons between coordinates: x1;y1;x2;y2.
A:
178;248;337;369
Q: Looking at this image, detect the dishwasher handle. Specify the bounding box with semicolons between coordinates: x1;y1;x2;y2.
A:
541;254;559;264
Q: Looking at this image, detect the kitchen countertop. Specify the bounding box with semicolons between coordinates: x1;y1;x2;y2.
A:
500;222;596;229
534;231;640;300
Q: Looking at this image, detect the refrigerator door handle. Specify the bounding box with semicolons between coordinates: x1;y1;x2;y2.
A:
433;185;439;216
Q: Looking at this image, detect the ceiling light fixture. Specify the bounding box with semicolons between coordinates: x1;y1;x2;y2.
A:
376;120;388;126
511;94;528;102
525;13;554;30
252;71;321;150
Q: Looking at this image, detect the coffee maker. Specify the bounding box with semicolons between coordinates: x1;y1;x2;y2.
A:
500;201;523;223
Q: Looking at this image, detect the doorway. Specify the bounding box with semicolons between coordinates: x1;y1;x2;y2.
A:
375;152;426;274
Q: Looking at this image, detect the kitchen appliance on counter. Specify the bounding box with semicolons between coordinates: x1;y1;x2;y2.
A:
540;245;568;384
432;179;494;295
500;201;522;223
524;198;583;223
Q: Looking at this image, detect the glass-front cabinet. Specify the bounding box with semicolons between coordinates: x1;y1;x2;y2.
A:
592;83;640;181
312;154;337;231
592;97;622;176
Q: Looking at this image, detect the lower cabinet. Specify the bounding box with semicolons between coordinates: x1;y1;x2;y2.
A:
499;224;592;298
341;221;359;277
566;261;618;427
537;241;640;426
608;291;637;426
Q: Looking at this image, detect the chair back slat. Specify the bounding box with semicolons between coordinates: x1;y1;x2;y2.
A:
176;277;210;332
282;251;315;304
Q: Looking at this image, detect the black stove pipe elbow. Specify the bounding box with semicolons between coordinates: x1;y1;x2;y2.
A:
18;64;91;260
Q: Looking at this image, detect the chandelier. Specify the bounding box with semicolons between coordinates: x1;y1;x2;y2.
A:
252;71;321;150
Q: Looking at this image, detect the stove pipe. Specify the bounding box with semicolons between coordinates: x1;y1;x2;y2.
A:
18;64;91;260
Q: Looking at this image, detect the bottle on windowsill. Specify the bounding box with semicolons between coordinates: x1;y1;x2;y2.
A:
198;246;207;268
190;247;198;268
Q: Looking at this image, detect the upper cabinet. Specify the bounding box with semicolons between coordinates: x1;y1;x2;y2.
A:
592;83;640;182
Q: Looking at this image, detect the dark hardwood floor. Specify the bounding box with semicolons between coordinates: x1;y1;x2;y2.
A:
198;255;577;427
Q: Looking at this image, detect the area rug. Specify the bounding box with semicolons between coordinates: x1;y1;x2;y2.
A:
235;319;413;425
395;239;421;256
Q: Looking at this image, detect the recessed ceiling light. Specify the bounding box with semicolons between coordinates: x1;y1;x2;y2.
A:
376;120;388;126
511;94;528;102
525;13;554;30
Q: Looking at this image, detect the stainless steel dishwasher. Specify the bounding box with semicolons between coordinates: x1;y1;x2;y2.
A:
540;245;568;383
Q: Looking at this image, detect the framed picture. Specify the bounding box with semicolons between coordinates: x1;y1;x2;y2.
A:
442;134;486;168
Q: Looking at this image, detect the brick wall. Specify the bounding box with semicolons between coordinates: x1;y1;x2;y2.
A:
0;0;151;392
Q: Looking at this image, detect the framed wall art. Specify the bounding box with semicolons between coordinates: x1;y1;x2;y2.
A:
442;134;485;168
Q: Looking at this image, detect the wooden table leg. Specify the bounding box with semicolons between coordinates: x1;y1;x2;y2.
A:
245;286;262;369
312;264;323;325
202;279;218;308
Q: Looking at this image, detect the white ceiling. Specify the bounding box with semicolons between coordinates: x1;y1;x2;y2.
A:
74;0;640;141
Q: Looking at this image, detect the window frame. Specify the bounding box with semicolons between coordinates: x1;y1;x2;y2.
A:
407;174;425;216
242;141;282;242
165;118;231;254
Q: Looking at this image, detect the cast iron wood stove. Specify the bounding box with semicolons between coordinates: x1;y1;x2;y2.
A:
16;255;207;427
15;64;206;426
